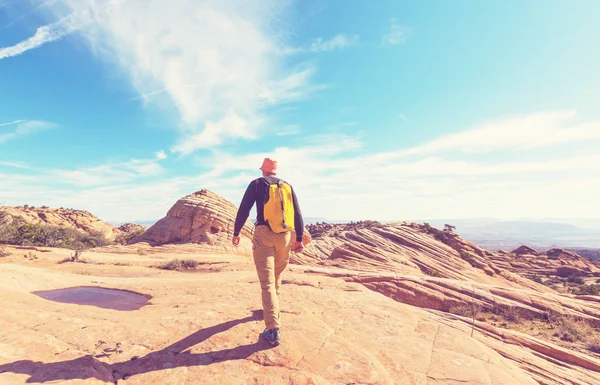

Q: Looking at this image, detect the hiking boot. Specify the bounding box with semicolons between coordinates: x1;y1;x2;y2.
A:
262;328;280;346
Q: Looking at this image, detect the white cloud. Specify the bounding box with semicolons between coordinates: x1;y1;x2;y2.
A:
44;0;310;155
286;34;359;54
276;125;301;136
155;150;168;160
0;161;29;169
408;110;600;155
2;106;599;222
309;34;359;52
171;109;257;154
383;18;411;45
167;110;600;221
0;120;56;143
0;120;27;127
52;157;165;187
400;113;407;122
0;12;86;60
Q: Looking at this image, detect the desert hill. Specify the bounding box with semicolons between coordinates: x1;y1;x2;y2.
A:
0;205;144;244
1;189;600;384
0;205;120;239
133;189;254;247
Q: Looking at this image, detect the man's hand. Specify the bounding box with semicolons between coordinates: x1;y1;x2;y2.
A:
293;241;304;253
232;236;240;247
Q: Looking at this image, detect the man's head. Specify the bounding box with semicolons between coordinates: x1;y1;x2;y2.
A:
259;157;278;176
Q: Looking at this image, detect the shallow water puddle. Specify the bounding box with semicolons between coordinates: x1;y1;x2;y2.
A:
32;286;151;311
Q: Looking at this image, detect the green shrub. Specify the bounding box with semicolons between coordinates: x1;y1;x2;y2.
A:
567;276;585;285
443;224;456;232
544;277;563;286
531;276;543;284
114;228;146;245
577;284;600;296
0;220;109;250
434;232;449;244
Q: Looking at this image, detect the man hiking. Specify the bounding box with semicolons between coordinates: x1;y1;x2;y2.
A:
232;157;305;347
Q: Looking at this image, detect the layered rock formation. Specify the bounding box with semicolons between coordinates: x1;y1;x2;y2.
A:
0;206;120;240
490;246;600;279
1;247;599;385
299;221;514;285
133;190;254;246
4;191;599;384
295;221;600;341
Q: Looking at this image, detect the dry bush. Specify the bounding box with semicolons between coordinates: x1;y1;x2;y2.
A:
449;303;482;320
552;315;595;342
24;251;38;260
499;306;522;323
158;259;200;271
136;248;147;255
588;335;600;353
57;250;91;264
0;247;11;257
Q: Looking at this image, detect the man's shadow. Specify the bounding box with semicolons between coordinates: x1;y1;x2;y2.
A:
0;310;271;383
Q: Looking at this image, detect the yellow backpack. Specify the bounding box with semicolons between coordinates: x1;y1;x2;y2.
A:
259;177;295;233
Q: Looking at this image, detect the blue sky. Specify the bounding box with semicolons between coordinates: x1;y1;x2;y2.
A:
1;0;599;224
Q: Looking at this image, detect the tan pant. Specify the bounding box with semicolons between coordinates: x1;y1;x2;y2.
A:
252;225;292;330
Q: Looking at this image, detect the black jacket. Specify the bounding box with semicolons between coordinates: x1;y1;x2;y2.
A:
233;176;304;242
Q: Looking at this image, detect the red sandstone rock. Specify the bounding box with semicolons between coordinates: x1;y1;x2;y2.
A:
133;190;254;246
0;206;121;240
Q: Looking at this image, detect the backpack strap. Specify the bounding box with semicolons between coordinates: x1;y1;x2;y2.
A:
276;179;288;230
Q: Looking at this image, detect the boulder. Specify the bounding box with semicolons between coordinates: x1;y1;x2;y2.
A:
133;190;253;246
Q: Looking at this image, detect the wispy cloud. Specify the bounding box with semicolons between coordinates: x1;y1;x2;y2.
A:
0;120;56;143
43;0;312;156
155;150;168;160
52;157;166;187
0;120;26;127
309;34;359;52
400;113;407;122
327;122;359;130
276;125;301;136
0;161;30;169
407;110;600;155
0;12;86;60
2;110;600;222
286;33;359;54
383;18;411;45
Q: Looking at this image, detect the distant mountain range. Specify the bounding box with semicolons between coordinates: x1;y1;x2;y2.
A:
406;218;600;250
